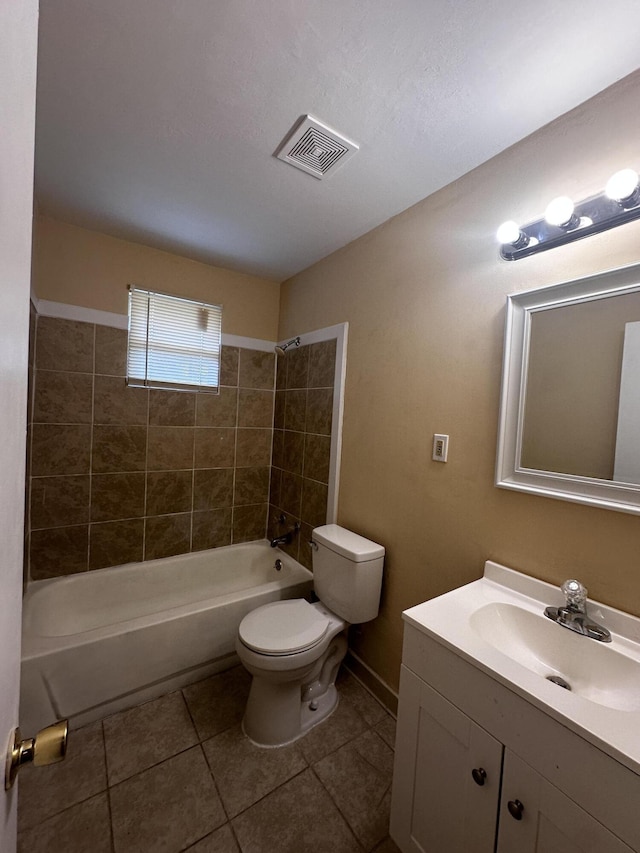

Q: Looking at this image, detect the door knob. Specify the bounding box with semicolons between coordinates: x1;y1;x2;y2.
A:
5;720;68;790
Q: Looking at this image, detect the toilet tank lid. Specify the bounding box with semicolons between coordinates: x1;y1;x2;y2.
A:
312;524;385;562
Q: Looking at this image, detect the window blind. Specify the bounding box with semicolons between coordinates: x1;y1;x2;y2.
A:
127;287;222;392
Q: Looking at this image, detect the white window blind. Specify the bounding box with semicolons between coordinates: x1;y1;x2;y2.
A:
127;287;222;392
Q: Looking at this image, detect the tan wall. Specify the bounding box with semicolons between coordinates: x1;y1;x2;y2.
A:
522;291;640;478
279;70;640;693
32;215;281;340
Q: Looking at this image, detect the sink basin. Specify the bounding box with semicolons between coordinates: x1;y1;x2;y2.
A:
470;601;640;712
402;560;640;775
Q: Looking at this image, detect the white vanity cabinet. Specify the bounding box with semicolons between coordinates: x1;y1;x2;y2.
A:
391;623;639;853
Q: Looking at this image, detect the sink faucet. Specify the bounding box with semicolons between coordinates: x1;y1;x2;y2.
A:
544;579;611;642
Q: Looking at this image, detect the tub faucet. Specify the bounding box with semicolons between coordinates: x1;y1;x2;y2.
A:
270;522;301;548
544;579;611;642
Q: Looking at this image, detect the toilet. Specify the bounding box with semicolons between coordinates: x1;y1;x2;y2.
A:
236;524;385;747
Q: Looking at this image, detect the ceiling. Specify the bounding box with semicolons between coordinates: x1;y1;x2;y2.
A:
35;0;640;282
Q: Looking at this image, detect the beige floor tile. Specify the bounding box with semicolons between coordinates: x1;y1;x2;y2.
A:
183;667;251;740
298;694;368;764
374;713;397;750
232;768;360;853
18;793;112;853
18;721;106;832
110;746;226;853
372;837;402;853
103;690;198;784
186;823;240;852
314;729;394;852
338;671;389;726
202;724;307;817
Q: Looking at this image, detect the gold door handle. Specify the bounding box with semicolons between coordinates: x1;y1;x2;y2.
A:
5;720;68;790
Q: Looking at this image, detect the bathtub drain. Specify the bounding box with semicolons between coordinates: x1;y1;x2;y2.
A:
546;675;571;691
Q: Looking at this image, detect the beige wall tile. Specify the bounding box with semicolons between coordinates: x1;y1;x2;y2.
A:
196;387;237;427
220;346;239;387
149;389;196;426
193;468;234;510
284;389;307;432
31;424;91;476
93;425;147;473
89;519;144;570
285;345;309;390
36;316;94;373
94;325;127;376
307;340;336;388
147;426;194;470
234;467;270;506
238;389;274;428
91;472;146;522
236;428;272;467
33;370;93;423
306;388;333;435
194;427;235;468
30;525;88;578
145;513;191;560
303;433;331;484
93;375;148;425
301;478;328;528
146;470;193;516
192;508;233;550
238;349;275;390
232;504;267;543
30;475;90;529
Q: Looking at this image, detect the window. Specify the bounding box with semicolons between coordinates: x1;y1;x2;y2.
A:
127;287;222;392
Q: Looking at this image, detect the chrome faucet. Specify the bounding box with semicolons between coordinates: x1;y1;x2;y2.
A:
544;579;611;642
270;521;301;548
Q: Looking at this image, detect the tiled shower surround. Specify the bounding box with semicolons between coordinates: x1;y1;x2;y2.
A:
26;314;336;579
268;339;336;570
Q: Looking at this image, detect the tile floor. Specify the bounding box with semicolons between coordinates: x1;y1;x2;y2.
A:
17;667;400;853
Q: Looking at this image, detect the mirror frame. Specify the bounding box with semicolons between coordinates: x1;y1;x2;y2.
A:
496;261;640;515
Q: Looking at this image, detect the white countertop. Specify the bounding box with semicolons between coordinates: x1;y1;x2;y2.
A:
403;561;640;776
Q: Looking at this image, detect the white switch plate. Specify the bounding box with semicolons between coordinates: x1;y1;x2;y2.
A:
432;434;449;462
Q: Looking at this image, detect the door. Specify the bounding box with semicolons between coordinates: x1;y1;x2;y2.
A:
497;751;633;853
0;2;39;851
391;666;503;853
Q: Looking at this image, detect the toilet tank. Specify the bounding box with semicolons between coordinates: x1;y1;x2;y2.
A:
311;524;385;624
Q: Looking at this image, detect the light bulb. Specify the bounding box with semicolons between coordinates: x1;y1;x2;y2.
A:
496;220;529;249
605;168;640;205
545;196;578;229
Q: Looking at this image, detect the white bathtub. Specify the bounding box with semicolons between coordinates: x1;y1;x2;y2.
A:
20;541;313;732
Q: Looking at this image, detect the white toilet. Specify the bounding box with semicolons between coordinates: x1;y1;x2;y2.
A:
236;524;385;747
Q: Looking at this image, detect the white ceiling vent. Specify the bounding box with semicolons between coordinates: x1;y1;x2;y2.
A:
276;115;359;180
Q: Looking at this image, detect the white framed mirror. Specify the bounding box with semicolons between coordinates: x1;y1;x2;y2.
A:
496;262;640;515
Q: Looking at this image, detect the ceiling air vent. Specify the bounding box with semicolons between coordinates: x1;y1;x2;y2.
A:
275;115;359;180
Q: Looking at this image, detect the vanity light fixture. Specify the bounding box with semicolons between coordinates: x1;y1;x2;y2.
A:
498;167;640;260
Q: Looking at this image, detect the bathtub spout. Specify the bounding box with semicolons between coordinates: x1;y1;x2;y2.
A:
270;522;301;548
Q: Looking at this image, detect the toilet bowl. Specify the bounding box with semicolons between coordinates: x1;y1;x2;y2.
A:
236;599;347;746
236;525;385;747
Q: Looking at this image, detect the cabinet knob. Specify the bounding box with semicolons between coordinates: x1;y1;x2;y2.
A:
507;799;524;820
471;767;487;786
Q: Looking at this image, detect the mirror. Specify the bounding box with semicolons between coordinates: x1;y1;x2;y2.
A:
496;262;640;515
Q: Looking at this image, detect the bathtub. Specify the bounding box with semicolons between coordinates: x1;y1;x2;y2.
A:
20;541;313;732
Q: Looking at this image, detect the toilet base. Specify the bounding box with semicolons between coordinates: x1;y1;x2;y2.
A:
241;634;347;748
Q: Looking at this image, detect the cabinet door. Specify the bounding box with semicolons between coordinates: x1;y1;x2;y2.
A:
391;666;503;853
497;751;633;853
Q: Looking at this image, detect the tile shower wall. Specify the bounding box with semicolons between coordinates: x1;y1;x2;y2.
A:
269;340;336;570
27;315;275;580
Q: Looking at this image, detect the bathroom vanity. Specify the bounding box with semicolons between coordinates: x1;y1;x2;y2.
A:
390;563;640;852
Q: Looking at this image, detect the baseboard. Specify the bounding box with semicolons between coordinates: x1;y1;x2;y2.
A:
344;650;398;717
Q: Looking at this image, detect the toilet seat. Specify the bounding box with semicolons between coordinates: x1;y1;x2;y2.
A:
239;600;330;655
